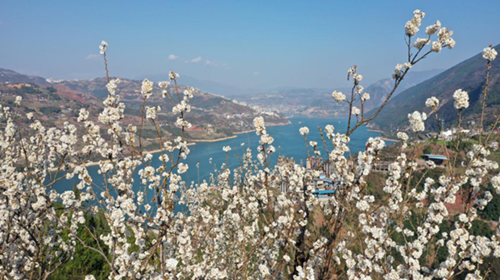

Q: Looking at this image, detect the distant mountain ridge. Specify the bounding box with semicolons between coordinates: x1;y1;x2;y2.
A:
370;44;500;131
229;69;443;117
0;68;51;86
135;74;245;96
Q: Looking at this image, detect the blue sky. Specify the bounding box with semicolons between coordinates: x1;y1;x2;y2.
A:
1;1;499;90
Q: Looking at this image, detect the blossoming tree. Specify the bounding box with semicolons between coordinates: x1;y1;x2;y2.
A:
1;9;500;280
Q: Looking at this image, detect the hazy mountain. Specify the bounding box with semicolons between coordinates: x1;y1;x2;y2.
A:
230;87;346;117
370;44;500;131
265;86;334;93
135;74;245;96
58;77;289;139
229;70;443;117
59;77;254;114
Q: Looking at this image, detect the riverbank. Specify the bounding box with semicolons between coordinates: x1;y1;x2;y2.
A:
367;128;399;142
192;135;237;142
234;129;255;135
194;121;291;141
367;128;385;133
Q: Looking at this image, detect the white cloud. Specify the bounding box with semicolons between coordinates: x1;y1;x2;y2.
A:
254;71;260;76
180;56;226;67
205;59;218;66
85;54;100;61
189;56;202;63
168;54;178;60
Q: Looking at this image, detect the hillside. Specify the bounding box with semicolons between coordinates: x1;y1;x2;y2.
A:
0;69;289;144
370;44;500;132
0;82;114;131
362;69;443;110
59;77;288;140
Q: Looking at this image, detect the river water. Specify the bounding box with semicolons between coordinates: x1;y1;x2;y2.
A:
53;117;389;194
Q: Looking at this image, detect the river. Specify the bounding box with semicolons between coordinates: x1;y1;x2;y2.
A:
52;117;390;194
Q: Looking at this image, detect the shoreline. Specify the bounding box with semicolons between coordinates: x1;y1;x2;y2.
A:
191;135;237;142
234;129;255;135
192;121;291;141
50;120;290;171
367;128;399;142
234;121;292;135
367;128;385;133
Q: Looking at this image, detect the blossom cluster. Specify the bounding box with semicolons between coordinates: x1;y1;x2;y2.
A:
453;89;469;110
408;110;427;132
483;46;498;61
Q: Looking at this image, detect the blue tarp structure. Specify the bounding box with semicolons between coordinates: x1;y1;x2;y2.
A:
422;154;448;160
312;190;335;196
422;154;448;165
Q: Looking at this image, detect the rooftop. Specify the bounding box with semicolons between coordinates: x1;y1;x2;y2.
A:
423;154;448;160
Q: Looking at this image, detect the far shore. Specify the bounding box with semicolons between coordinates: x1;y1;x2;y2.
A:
192;120;291;141
234;129;255;135
367;128;385;133
234;120;292;135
